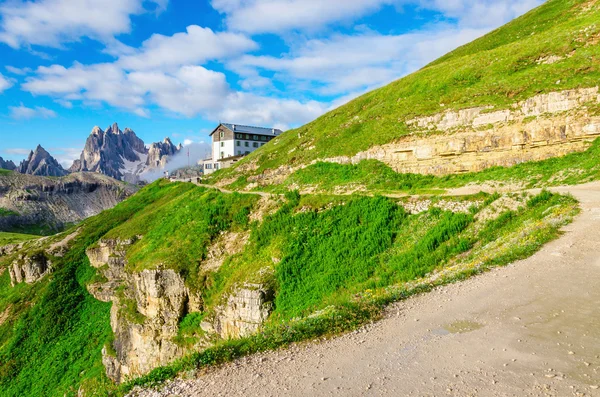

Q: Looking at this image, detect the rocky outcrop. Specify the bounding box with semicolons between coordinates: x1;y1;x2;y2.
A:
16;145;68;177
70;123;182;183
86;237;274;383
330;87;600;176
0;172;137;233
247;87;600;185
86;239;200;383
214;284;274;339
8;252;52;286
0;157;16;171
400;199;484;215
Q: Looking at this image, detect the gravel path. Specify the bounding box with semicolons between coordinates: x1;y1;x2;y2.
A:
131;182;600;397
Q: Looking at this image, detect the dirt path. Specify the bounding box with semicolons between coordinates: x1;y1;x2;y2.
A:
171;179;274;198
137;182;600;397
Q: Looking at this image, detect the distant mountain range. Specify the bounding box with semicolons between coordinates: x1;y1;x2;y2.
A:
2;123;182;182
0;157;16;171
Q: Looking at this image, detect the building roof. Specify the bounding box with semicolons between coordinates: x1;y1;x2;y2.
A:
210;123;284;137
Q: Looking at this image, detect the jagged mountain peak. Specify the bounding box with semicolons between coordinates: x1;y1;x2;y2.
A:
70;123;181;182
0;156;16;171
16;145;68;177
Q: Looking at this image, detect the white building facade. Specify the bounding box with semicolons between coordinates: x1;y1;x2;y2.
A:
201;123;283;174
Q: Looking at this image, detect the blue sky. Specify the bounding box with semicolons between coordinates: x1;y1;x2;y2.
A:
0;0;543;167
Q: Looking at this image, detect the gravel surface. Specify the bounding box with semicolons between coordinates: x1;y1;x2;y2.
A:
130;182;600;397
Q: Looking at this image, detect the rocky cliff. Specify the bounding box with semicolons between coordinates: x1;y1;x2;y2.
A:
0;172;137;233
16;145;68;177
70;123;182;183
85;236;273;383
86;239;200;383
8;251;52;286
146;138;181;169
0;157;16;171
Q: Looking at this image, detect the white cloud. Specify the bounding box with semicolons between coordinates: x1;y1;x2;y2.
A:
0;0;168;49
212;0;395;34
23;62;147;112
212;0;543;34
4;148;31;156
0;73;13;93
218;92;326;129
118;25;257;71
9;104;57;120
5;65;32;75
48;147;82;167
419;0;544;28
22;59;325;128
232;26;487;96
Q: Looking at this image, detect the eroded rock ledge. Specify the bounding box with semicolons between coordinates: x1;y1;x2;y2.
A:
87;239;273;383
324;87;600;175
8;252;52;286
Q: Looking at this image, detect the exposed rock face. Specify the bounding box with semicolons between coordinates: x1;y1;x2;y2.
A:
86;238;274;383
8;252;52;286
246;87;600;186
326;87;600;176
70;123;182;183
16;145;68;177
70;123;148;182
214;284;274;339
0;157;16;171
146;138;180;169
86;239;196;383
0;172;137;233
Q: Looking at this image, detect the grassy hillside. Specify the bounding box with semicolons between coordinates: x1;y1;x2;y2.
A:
0;180;580;395
213;0;600;186
0;2;596;395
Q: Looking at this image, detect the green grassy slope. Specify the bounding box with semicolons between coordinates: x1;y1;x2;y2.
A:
214;0;600;183
0;180;580;395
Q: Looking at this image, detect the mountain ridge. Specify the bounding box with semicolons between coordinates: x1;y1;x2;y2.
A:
69;123;182;183
16;145;68;177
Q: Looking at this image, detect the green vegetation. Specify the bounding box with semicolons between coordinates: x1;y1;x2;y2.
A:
0;232;39;246
0;178;580;396
0;1;595;395
0;181;194;397
0;208;19;218
0;170;12;176
213;0;600;183
120;189;578;394
265;136;600;194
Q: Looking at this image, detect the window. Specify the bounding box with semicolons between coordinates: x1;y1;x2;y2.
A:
245;134;250;139
261;136;266;141
244;142;249;147
220;152;224;159
253;135;258;141
261;143;265;146
215;163;219;169
220;131;224;138
236;134;242;139
253;142;259;148
236;141;240;146
237;150;242;155
220;142;224;147
245;151;250;155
